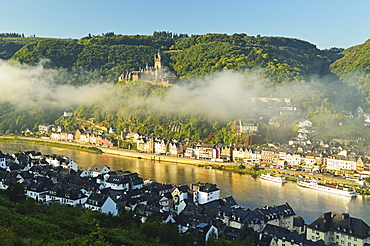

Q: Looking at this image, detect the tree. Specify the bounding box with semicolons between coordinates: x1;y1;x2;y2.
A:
0;226;15;246
5;182;26;203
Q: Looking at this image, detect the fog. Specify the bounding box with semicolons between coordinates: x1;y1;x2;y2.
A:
0;60;115;110
147;71;257;119
0;59;361;122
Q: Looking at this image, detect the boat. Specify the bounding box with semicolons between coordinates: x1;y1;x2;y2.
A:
260;173;286;184
297;180;357;197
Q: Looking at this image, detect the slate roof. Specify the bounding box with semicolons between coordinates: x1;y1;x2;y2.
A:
191;182;219;193
223;196;238;208
308;212;370;239
262;224;331;246
88;164;109;172
85;192;110;207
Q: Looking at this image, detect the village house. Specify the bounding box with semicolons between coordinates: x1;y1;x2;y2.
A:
260;148;276;166
84;192;118;215
124;132;144;142
213;145;233;162
38;123;54;133
144;137;155;154
260;224;328;246
101;137;116;147
168;140;184;157
298;119;312;128
285;153;302;167
25;178;52;202
307;212;370;245
45;184;88;206
244;203;296;233
183;142;196;158
325;155;357;172
251;150;261;164
154;138;168;155
88;164;110;177
193;222;218;245
234;119;259;135
194;142;214;160
301;154;322;172
190;182;220;205
232;146;254;163
102;170;143;191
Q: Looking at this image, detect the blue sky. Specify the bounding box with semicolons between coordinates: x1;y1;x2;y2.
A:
1;0;369;49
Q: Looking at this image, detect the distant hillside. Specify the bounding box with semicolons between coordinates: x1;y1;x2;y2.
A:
2;32;341;85
0;37;41;59
171;34;340;83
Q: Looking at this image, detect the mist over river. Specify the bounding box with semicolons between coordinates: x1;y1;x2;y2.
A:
1;142;369;224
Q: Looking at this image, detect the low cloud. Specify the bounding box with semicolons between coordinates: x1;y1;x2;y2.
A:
0;60;115;109
149;71;257;120
1;59;359;123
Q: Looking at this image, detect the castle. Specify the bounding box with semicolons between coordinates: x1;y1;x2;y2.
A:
118;52;170;85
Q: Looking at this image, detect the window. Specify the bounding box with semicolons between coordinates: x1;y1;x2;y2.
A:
348;243;351;246
341;240;344;245
348;236;351;240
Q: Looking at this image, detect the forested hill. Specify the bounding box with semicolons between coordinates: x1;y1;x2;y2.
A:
330;39;370;103
1;32;370;144
1;32;342;84
171;34;341;82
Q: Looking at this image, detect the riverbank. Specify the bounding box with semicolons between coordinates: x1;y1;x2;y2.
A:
0;136;233;167
1;136;368;194
0;136;103;154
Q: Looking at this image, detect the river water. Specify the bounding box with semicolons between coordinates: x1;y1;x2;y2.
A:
1;142;370;224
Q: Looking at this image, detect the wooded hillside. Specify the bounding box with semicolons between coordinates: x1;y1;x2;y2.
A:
0;32;369;144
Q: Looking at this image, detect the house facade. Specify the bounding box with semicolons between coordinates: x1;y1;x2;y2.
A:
307;212;370;245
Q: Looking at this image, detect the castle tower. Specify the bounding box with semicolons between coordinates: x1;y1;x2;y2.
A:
154;52;162;70
154;52;162;81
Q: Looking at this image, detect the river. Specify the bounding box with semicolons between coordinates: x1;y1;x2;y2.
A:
1;142;369;224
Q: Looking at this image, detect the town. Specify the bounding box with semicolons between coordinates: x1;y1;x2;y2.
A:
36;110;370;183
0;149;370;245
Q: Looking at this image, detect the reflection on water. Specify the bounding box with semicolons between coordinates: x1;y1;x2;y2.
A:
1;142;369;224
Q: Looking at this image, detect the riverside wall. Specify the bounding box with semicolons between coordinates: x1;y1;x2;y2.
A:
99;147;224;166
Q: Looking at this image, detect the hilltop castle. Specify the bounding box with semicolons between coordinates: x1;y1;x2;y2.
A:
118;52;170;85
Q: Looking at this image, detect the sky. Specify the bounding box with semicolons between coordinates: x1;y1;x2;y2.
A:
0;0;369;49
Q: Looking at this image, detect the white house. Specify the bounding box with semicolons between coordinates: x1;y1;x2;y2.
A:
88;164;110;177
103;171;143;191
45;186;88;206
325;155;357;171
0;157;7;169
84;193;118;215
298;120;312;128
191;182;220;205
